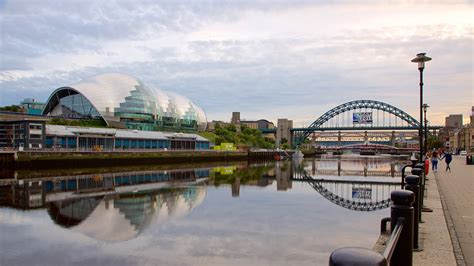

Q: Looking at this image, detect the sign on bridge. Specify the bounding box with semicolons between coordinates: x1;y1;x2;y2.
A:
353;112;373;124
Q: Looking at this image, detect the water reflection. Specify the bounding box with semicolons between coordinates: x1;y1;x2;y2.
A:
0;157;407;265
48;187;205;242
307;156;404;177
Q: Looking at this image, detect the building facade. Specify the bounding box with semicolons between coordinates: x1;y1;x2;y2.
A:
41;73;207;132
0;120;46;150
20;98;46;115
443;109;473;152
445;114;463;129
0;122;210;151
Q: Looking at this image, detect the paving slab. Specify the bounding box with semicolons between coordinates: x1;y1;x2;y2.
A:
413;159;457;266
435;156;474;266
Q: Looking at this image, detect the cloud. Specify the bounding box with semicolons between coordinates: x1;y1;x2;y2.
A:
0;1;472;125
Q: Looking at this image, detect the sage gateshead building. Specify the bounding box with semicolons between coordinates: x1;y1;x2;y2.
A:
42;73;207;132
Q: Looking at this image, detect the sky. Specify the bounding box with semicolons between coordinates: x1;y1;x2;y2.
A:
0;0;473;126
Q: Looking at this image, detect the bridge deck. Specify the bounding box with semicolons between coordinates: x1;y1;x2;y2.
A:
291;177;402;186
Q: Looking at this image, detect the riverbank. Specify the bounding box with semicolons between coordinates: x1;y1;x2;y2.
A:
1;149;287;170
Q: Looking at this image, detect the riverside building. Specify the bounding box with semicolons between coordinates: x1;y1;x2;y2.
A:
41;73;207;132
0;121;210;151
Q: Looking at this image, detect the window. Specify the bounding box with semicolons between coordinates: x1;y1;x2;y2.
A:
29;124;42;130
30;134;42;139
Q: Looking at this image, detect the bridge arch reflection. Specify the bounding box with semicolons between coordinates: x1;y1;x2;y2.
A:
292;168;401;212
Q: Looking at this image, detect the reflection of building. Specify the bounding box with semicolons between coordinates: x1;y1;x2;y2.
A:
0;181;44;209
42;73;207;132
1;168;210;209
0;168;209;242
47;187;206;242
275;161;293;191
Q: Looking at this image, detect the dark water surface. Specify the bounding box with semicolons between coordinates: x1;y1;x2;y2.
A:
0;156;405;266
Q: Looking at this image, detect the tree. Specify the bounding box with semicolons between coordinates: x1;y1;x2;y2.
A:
0;105;21;112
427;135;443;149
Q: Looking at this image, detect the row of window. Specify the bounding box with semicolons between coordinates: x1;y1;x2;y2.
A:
45;136;210;150
43;170;210;192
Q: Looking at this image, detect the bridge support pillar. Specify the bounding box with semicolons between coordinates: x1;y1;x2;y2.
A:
338;131;342;146
276;118;293;148
364;131;368;143
391;131;396;146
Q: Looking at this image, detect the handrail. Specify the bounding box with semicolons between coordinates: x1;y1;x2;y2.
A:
383;217;405;262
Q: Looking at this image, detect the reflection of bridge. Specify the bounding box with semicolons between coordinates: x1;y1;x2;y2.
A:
292;171;401;211
307;157;404;177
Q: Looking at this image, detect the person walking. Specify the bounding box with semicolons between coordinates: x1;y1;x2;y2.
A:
441;151;453;172
431;150;439;172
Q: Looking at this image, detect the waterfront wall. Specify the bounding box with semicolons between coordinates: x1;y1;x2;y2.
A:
2;150;284;169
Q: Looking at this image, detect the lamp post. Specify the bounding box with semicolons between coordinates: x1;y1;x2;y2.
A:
423;104;429;154
411;53;432;162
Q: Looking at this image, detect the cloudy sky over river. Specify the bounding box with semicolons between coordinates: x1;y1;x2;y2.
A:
0;0;472;125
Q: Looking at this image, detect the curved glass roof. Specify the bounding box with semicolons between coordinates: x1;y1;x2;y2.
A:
43;73;207;130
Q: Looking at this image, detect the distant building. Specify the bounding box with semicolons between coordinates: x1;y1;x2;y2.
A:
443;109;474;152
445;114;463;129
20;98;46;115
231;112;240;125
241;119;275;130
206;120;229;132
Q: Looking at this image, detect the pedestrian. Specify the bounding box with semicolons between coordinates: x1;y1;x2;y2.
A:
431;150;439;171
441;151;453;172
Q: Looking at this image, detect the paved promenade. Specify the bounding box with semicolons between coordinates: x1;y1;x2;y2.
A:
413;156;473;265
435;156;474;265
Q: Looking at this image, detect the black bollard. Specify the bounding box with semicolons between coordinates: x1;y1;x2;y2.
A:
405;175;421;251
411;165;425;220
329;247;387;266
390;190;414;266
411;168;423;177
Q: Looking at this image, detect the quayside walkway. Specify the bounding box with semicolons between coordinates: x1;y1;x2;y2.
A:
414;156;473;266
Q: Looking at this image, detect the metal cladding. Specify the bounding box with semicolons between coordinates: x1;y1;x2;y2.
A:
42;73;207;131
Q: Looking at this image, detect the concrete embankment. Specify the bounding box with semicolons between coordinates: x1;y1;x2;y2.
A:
2;150;284;169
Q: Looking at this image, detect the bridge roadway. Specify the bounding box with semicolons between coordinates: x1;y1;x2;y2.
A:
261;125;443;134
309;169;401;177
291;177;401;186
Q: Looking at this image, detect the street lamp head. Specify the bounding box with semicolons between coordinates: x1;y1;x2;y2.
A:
411;53;432;70
422;103;430;110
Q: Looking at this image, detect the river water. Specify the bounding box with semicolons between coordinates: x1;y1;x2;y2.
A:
0;155;406;266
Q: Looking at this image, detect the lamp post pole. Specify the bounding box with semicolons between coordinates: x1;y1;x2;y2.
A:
423;104;429;154
411;53;432;162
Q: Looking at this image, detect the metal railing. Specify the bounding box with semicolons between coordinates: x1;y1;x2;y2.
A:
329;190;415;266
382;217;405;263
